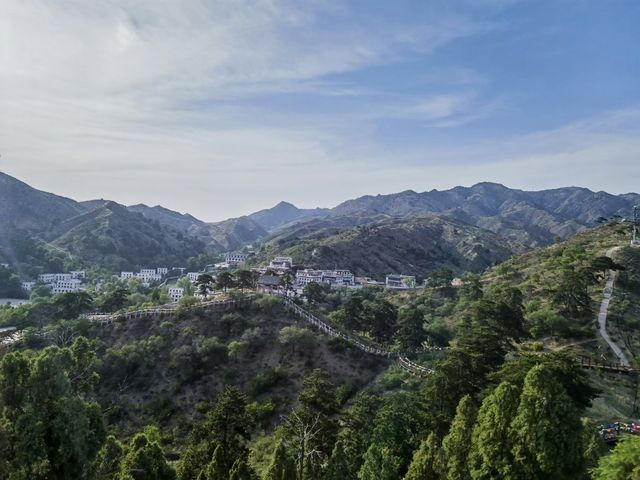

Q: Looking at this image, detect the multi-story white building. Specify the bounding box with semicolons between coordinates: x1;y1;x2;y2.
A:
187;272;200;283
38;273;58;283
51;279;83;294
120;272;134;279
168;287;184;303
295;269;324;286
295;269;355;288
21;281;35;292
70;271;86;279
385;274;416;289
269;257;293;271
38;273;74;283
157;267;168;275
225;253;249;265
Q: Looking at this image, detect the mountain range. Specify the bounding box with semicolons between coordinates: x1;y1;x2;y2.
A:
0;171;637;276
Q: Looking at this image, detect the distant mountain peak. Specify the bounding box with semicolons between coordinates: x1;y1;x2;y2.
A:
273;201;299;210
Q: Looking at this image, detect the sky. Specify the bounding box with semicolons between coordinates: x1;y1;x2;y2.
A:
1;0;639;221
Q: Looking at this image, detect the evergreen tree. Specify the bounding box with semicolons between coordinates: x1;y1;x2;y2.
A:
403;432;444;480
216;272;236;293
592;436;640;479
228;458;255;480
0;341;106;480
196;274;215;299
468;382;520;480
118;433;176;480
204;445;227;480
363;299;397;343
284;369;338;480
326;439;356;480
178;387;251;479
93;435;125;480
357;444;402;480
509;364;585;480
264;439;296;480
394;307;426;351
326;393;382;480
442;395;477;480
343;296;365;331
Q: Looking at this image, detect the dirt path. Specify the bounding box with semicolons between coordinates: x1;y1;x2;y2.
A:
598;247;630;367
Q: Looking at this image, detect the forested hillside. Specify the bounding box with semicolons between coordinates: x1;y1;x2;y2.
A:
2;221;639;479
258;214;525;279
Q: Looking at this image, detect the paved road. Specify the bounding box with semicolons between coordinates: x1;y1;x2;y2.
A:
598;247;631;367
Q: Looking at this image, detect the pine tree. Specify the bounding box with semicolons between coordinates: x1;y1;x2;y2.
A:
403;432;444;480
204;445;228;480
468;382;520;480
285;369;338;480
357;444;402;480
442;395;477;480
394;307;426;351
264;440;296;480
509;364;585;480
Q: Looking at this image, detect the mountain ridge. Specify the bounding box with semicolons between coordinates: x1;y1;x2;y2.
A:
0;171;637;272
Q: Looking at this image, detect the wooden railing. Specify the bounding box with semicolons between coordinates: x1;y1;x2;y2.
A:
281;296;434;376
84;297;253;326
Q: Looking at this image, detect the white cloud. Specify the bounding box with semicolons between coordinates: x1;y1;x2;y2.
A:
0;0;637;221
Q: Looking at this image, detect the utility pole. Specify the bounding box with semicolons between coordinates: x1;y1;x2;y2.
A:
634;206;640;245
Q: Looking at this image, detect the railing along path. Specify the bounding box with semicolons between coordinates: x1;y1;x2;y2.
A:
281;296;434;376
84;297;252;326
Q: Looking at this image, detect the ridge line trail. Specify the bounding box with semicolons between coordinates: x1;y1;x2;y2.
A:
598;246;631;367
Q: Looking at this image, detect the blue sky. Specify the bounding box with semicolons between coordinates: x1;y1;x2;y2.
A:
0;0;638;221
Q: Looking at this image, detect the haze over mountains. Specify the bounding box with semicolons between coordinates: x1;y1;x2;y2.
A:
0;171;637;276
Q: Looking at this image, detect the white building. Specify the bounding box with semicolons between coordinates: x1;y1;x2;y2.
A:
38;273;58;283
0;263;9;268
70;270;86;279
120;272;134;279
157;267;168;275
187;272;200;283
22;281;35;292
295;269;355;288
168;287;184;303
269;256;293;271
225;253;249;265
51;279;83;294
385;274;416;289
38;273;74;283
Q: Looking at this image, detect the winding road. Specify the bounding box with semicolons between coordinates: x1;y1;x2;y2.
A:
598;247;631;367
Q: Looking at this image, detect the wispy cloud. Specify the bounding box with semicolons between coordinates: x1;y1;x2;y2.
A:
0;0;636;220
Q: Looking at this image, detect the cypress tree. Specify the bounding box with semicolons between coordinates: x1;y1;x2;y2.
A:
264;440;295;480
509;364;585;480
403;432;444;480
228;458;255;480
204;445;228;480
592;436;640;479
442;395;477;480
357;444;402;480
468;382;520;480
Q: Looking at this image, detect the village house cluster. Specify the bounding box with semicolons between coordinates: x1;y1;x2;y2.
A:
22;270;86;294
120;267;168;286
255;255;419;292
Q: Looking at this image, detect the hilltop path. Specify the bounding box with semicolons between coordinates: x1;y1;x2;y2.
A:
598;247;631;367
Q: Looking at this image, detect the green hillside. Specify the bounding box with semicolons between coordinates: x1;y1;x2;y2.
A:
259;214;525;280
